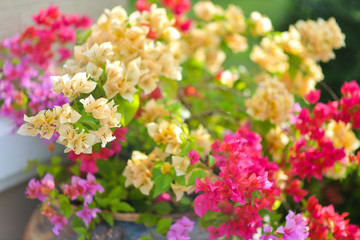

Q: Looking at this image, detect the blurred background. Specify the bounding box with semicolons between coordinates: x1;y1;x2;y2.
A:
1;0;360;239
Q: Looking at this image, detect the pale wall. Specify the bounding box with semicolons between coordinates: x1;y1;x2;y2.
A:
0;0;127;192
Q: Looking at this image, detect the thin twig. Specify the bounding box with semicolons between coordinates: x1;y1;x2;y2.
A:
319;81;339;101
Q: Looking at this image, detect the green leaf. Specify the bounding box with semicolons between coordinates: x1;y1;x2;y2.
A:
101;212;114;227
187;170;208;186
288;53;302;80
58;195;72;219
51;156;62;165
160;76;178;101
139;237;152;240
70;163;80;176
208;155;216;167
36;164;47;177
73;227;87;235
76;113;100;131
200;211;228;228
153;202;172;215
153;173;173;198
111;201;135;213
76;29;92;45
108;186;125;199
114;94;140;126
156;218;172;235
136;212;158;227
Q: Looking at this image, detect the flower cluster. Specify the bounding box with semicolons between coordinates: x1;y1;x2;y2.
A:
260;211;309;240
19;1;360;240
0;5;91;129
306;196;360;239
167;216;194;240
64;174;103;226
195;126;279;239
251;18;344;98
18;4;182;154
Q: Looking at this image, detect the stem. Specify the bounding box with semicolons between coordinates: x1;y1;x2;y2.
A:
319;81;339;101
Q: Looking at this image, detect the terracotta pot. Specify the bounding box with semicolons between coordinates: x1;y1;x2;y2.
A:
24;207;209;240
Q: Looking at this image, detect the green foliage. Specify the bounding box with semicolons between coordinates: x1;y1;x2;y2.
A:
200;211;229;229
136;212;159;227
76;29;92;45
187;170;208;186
114;94;140;126
101;212;114;227
111;201;135;213
36;164;47;177
152;173;173;198
153;202;173;215
156;218;173;236
59;195;73;218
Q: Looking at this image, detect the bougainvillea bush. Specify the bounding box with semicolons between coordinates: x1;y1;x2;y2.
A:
19;1;360;239
0;5;91;130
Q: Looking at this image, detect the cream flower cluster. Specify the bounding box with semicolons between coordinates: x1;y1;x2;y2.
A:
183;1;272;73
146;120;184;155
140;99;170;123
326;120;360;154
18;5;182;154
251;18;344;97
296;18;345;62
18;104;96;154
265;126;289;161
123;150;159;195
245;76;294;124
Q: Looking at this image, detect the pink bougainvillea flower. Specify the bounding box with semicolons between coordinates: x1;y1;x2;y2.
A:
76;205;101;227
167;216;194;240
276;211;309;240
162;0;191;15
135;0;151;12
64;173;103;204
156;192;171;202
25;173;55;201
50;214;68;235
188;150;199;165
305;90;321;104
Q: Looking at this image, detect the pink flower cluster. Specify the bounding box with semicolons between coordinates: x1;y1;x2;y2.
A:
167;216;194;240
339;81;360;129
64;173;103;227
63;173;104;205
260;211;309;240
41;204;68;235
25;174;68;235
68;128;128;173
289;81;360;181
25;173;55;201
194;126;279;239
0;5;91;129
306;195;360;239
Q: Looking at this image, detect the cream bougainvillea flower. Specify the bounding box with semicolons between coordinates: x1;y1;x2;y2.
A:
146;120;183;154
172;156;190;176
326;120;360;154
123;151;154;195
140;99;170;123
245;76;294;124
